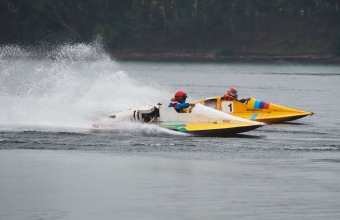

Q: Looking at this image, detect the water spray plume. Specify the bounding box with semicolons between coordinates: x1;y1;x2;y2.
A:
0;40;172;135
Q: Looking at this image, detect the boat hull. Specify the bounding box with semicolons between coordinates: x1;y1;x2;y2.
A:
162;123;263;137
197;97;313;124
105;103;264;136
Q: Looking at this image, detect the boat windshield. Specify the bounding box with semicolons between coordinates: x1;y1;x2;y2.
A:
204;99;217;109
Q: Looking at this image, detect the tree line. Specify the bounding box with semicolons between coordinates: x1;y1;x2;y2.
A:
1;0;340;53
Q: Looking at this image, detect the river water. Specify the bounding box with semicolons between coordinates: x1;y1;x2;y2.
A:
1;43;340;220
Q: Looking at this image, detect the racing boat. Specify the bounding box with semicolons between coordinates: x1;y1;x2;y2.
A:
99;103;264;137
197;96;313;124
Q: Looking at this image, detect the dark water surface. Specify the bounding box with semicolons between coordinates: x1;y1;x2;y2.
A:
1;45;340;220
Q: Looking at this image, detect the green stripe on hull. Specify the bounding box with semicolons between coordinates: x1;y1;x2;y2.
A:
161;124;187;132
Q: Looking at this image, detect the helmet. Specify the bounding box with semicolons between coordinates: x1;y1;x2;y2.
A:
227;87;238;99
174;90;188;103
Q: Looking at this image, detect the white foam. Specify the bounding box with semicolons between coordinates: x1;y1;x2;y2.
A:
0;42;170;134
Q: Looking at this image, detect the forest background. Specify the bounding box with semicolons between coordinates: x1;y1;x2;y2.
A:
1;0;340;59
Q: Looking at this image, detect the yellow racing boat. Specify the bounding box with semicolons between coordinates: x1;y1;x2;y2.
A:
197;97;313;124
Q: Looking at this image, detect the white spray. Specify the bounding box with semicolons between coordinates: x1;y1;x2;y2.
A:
0;40;173;134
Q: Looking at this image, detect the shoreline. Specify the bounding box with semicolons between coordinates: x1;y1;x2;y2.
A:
111;51;340;62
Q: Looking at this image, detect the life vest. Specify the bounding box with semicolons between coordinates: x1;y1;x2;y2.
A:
170;101;183;113
222;94;236;101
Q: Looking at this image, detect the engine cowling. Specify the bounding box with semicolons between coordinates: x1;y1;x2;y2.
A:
109;105;160;123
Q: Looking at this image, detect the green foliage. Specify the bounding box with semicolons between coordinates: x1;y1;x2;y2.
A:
334;31;340;56
219;45;233;56
255;39;326;54
0;0;339;54
93;24;116;46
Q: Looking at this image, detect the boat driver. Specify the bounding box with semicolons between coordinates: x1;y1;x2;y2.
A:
222;87;250;103
169;90;196;113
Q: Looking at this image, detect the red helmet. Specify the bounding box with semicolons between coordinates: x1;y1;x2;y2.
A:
227;87;238;99
174;90;188;103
